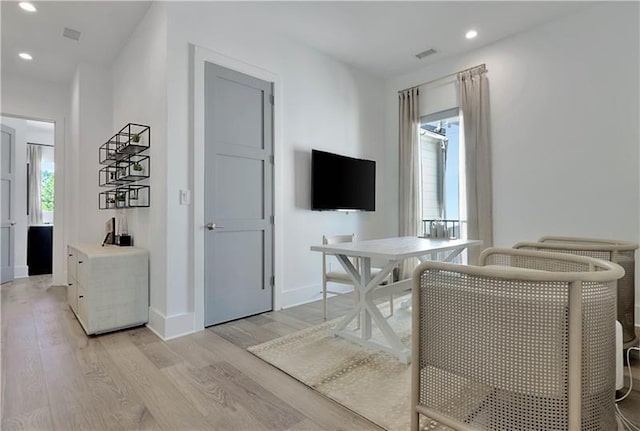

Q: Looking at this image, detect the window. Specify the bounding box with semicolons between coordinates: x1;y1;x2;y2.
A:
419;108;460;237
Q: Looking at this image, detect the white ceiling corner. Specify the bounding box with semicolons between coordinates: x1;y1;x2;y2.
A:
1;1;152;84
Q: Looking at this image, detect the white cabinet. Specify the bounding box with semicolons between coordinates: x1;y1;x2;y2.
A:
67;244;148;335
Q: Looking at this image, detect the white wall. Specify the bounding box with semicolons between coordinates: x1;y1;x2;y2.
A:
1;74;69;285
112;2;389;338
110;2;169;337
70;63;113;244
165;2;388;329
385;3;640;314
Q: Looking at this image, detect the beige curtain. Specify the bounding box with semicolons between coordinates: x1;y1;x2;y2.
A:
458;67;493;263
27;144;43;225
399;88;420;278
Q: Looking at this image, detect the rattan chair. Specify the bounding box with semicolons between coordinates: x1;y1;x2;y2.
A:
514;236;638;349
411;247;624;431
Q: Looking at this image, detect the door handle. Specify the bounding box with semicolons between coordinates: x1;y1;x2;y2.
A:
206;223;224;231
9;221;15;226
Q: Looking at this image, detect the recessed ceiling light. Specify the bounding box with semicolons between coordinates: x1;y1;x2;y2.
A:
19;52;33;60
19;2;37;12
465;30;478;39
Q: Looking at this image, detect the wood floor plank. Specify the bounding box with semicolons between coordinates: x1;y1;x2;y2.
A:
127;328;184;369
161;361;282;430
210;318;282;348
190;330;383;431
204;360;306;429
262;320;306;337
284;418;327;431
99;331;212;430
39;343;117;430
0;405;54;431
260;311;313;331
1;319;49;420
33;303;70;350
170;333;380;430
59;315;162;431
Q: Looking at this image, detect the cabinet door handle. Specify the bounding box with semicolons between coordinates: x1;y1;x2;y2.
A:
68;253;73;257
78;261;83;264
78;295;84;299
68;283;73;286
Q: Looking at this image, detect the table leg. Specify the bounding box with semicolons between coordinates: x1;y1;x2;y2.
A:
332;255;408;362
360;257;372;340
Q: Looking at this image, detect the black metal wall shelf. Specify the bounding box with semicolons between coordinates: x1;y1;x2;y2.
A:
99;155;150;187
99;123;150;165
99;123;150;210
99;185;150;210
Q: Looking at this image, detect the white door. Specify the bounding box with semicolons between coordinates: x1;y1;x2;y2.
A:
1;125;16;283
204;61;274;326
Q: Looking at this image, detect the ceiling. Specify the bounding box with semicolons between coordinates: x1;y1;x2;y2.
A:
251;1;594;77
1;1;594;84
1;1;151;84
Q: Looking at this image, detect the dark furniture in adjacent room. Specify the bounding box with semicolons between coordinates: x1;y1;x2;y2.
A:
27;225;53;275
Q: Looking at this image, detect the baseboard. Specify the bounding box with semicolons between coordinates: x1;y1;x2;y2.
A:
14;265;29;278
279;283;354;309
147;307;201;341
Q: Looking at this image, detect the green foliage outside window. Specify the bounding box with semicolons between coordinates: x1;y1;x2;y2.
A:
41;170;54;211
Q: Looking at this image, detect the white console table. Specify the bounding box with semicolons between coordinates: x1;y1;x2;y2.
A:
311;236;482;363
67;244;148;335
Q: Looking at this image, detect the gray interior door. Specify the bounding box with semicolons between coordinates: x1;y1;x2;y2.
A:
204;62;274;326
1;124;16;284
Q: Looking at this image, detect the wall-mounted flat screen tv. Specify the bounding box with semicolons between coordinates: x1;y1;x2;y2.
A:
311;149;375;211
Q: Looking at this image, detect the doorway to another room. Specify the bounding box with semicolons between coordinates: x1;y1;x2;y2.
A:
0;116;55;283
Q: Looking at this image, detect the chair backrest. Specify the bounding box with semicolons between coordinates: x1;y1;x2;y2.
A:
514;236;638;346
322;234;358;274
412;248;623;431
323;234;355;245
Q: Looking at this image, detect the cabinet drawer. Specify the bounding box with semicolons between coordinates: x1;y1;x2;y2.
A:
67;247;77;281
67;282;77;312
77;286;88;330
76;253;89;288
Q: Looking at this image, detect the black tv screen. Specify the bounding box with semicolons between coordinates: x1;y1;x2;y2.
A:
311;149;375;211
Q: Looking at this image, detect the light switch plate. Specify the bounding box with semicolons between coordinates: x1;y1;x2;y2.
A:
180;189;191;205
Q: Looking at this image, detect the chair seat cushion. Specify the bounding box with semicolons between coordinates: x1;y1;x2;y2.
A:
326;267;386;282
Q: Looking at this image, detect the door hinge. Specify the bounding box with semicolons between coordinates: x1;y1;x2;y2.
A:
270;215;274;224
270;155;274;164
269;94;274;105
270;275;275;286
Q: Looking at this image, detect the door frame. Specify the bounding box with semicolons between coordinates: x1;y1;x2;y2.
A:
0;114;63;285
192;44;283;331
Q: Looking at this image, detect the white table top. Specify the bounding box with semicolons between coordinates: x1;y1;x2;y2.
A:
310;236;482;261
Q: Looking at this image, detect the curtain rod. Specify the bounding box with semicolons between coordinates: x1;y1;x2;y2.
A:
398;63;487;94
27;142;54;148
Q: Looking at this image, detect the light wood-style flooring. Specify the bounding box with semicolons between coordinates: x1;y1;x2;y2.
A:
2;275;639;430
1;275;381;430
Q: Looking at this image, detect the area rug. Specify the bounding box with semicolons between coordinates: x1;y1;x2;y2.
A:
247;300;449;431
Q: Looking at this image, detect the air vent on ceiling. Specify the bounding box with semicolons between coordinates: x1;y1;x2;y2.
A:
63;27;81;41
415;48;436;60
